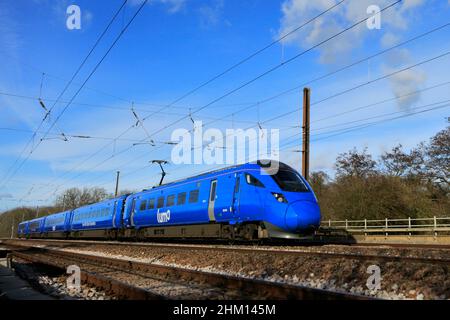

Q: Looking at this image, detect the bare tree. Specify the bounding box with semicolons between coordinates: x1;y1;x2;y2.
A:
425;126;449;190
309;171;330;193
380;144;425;178
335;147;377;179
55;187;109;210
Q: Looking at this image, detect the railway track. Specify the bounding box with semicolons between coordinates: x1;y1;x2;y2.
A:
2;238;450;266
4;244;369;300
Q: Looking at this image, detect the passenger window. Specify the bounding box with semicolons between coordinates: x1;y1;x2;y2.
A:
189;190;199;203
177;192;186;205
167;195;175;207
245;173;265;188
139;200;147;211
157;196;165;208
148;198;155;209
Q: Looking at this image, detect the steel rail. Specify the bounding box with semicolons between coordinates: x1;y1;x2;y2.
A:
6;244;370;300
10;250;165;300
3;238;450;266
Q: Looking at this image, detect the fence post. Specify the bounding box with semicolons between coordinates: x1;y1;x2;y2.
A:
408;217;411;237
363;219;366;236
434;216;437;238
385;218;388;237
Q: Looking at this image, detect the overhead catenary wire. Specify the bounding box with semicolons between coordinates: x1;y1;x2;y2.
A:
112;99;450;190
139;0;403;139
85;84;450;193
281;102;450;148
199;21;450;128
0;0;130;188
0;0;146;191
65;95;450;196
32;23;449;202
164;0;348;108
19;1;450;206
23;0;356;200
34;47;450;202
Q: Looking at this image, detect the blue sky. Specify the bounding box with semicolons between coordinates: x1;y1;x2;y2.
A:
0;0;449;211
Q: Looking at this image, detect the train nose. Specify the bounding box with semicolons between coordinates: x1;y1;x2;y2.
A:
285;200;321;231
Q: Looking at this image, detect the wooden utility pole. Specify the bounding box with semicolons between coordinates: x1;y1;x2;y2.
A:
115;171;120;197
302;88;310;181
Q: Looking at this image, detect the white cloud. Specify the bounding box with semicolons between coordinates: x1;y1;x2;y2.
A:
388;68;426;110
383;48;426;110
129;0;186;14
0;193;13;200
0;5;21;59
278;0;427;64
278;0;428;108
380;32;400;47
198;0;225;28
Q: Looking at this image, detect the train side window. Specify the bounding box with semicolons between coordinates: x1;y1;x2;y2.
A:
177;192;186;205
189;189;199;203
157;196;165;208
167;195;175;207
139;200;147;211
245;173;265;188
148;198;155;209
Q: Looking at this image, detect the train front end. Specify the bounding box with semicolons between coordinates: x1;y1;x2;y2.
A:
257;161;321;238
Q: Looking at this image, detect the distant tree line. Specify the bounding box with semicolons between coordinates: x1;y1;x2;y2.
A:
310;126;449;220
0;188;135;238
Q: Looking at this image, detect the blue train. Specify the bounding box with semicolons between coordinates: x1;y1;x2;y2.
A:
18;161;321;240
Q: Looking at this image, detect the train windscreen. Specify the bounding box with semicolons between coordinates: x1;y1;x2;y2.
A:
270;170;309;192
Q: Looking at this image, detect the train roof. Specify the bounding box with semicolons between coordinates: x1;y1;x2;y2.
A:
135;160;293;196
72;194;129;212
27;216;46;223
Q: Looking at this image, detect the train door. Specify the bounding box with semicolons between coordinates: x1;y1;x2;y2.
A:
130;198;137;227
208;180;217;222
231;173;241;218
238;173;263;220
112;200;118;228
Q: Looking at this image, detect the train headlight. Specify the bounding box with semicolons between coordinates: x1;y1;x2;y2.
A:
271;192;287;203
